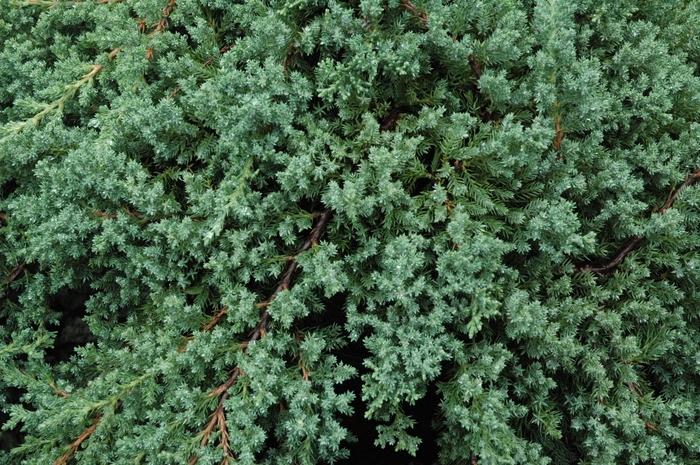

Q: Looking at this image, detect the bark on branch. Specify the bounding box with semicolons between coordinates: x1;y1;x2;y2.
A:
53;416;101;465
578;169;700;274
190;209;332;464
400;0;428;26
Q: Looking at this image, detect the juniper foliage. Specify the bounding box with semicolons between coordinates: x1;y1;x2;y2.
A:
1;0;700;464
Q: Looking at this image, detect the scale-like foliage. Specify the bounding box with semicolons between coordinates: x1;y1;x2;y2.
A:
1;1;699;464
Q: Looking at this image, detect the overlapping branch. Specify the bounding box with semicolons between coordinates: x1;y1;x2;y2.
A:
400;0;428;27
4;264;25;285
53;416;102;465
1;47;120;139
189;210;332;464
578;169;700;274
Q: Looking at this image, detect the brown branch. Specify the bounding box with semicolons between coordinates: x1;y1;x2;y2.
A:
108;47;121;60
577;235;643;274
578;168;700;274
48;380;70;399
53;416;101;465
201;307;228;332
4;264;25;285
400;0;428;26
199;210;332;335
553;114;564;151
189;210;332;463
658;169;700;213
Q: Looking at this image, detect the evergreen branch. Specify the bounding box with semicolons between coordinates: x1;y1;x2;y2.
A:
2;46;119;138
53;416;101;465
200;210;333;333
190;210;333;464
9;367;71;398
400;0;428;27
4;264;26;285
578;168;700;274
3;64;102;135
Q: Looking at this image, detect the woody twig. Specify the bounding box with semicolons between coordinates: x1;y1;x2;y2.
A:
53;416;101;465
189;210;332;464
400;0;428;27
578;169;700;274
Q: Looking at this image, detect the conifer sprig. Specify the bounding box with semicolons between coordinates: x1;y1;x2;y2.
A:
2;64;102;136
190;210;332;464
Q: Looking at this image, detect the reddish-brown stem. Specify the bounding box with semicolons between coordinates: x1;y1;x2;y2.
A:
191;210;332;462
53;416;101;465
578;169;700;274
201;307;228;332
200;210;332;335
658;169;700;213
553;114;564;151
578;236;643;274
400;0;428;26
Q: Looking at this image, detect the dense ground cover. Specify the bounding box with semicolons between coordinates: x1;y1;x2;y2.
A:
1;0;700;464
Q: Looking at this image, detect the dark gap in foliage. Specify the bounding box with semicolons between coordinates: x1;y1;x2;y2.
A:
294;292;348;339
44;286;95;364
292;47;322;77
164;170;189;213
410;174;434;197
338;336;422;465
0;179;18;198
295;294;433;464
303;295;438;465
172;25;196;49
62;111;82;128
547;370;585;462
404;381;441;465
338;339;440;465
0;385;25;452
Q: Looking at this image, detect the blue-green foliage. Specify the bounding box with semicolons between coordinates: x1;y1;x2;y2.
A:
1;0;700;464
